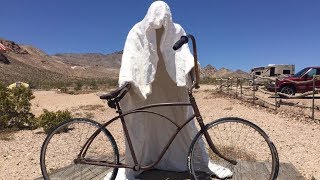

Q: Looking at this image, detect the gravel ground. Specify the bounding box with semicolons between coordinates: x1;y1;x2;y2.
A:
0;85;319;180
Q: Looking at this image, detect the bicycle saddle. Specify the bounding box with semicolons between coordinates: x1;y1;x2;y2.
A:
100;82;131;109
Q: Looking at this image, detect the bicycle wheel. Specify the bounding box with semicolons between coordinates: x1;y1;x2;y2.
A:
188;117;279;180
40;118;119;180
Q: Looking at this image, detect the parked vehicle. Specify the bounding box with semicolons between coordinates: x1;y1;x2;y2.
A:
267;67;320;95
249;64;295;85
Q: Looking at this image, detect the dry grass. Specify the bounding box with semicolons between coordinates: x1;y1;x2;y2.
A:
209;146;256;162
0;130;15;141
79;104;105;111
84;112;95;119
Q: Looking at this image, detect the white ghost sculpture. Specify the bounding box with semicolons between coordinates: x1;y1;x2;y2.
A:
105;1;232;179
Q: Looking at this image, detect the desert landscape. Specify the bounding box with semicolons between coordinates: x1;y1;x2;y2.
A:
0;85;319;180
1;37;320;180
1;1;319;179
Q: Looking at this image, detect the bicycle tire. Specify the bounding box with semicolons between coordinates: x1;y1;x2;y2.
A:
188;117;279;180
40;118;119;180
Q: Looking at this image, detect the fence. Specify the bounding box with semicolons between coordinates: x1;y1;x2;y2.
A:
211;75;320;121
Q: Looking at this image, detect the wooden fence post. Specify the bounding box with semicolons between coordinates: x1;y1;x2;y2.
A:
230;78;233;97
252;86;256;104
227;79;230;94
252;75;255;103
312;76;315;120
235;78;239;98
275;78;278;111
240;80;243;98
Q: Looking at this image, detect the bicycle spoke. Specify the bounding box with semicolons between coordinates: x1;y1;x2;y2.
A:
40;118;119;180
188;117;278;180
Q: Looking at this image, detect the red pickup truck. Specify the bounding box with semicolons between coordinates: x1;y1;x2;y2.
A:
267;67;320;95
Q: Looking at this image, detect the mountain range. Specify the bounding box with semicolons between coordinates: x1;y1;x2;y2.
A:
0;37;249;86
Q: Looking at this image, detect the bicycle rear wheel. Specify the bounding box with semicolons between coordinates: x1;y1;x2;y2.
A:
40;118;119;180
188;117;279;180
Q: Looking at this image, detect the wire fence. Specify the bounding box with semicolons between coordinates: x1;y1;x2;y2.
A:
208;75;320;121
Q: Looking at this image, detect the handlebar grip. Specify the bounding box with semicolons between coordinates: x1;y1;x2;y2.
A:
173;36;188;50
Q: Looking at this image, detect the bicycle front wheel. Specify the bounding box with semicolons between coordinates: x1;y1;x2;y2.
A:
188;117;279;180
40;118;119;180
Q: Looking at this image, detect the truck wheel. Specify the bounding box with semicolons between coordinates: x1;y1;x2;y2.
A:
280;85;296;95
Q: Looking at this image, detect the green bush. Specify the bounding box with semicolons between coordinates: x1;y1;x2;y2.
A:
0;83;36;130
38;109;72;134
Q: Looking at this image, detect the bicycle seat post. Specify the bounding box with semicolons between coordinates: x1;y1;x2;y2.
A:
115;101;139;167
115;101;122;115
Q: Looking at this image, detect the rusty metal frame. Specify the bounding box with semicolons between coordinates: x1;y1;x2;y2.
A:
76;101;198;170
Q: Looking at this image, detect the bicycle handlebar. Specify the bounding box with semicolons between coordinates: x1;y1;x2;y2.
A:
173;36;189;50
173;35;200;90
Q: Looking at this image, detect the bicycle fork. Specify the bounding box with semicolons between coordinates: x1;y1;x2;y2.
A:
189;92;237;165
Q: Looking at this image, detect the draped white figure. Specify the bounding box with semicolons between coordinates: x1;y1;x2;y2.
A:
105;1;232;179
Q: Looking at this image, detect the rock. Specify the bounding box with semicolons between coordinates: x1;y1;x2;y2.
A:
200;64;217;78
0;53;10;64
0;38;28;54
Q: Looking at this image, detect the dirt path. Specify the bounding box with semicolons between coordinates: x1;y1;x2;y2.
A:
0;86;319;179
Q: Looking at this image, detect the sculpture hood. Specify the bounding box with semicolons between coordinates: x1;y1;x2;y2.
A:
119;1;194;98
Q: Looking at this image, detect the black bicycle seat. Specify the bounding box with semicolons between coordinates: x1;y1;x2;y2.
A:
100;82;131;101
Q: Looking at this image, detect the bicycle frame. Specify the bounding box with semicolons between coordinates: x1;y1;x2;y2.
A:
74;34;236;171
75;91;192;168
75;89;236;171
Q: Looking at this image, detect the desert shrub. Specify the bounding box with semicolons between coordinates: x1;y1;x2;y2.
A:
60;86;68;93
0;83;13;128
0;83;36;130
105;78;118;87
90;80;98;90
200;77;217;84
25;77;118;91
75;80;84;91
38;109;72;134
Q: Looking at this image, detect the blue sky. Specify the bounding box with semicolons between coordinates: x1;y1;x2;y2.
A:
1;0;319;72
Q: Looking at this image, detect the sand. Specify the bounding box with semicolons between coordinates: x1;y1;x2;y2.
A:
0;85;319;180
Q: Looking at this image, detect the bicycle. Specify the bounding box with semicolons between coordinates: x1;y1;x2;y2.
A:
40;35;279;180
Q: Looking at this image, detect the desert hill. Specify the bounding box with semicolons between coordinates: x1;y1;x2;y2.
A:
0;38;121;86
1;37;249;87
53;52;122;68
200;65;249;79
